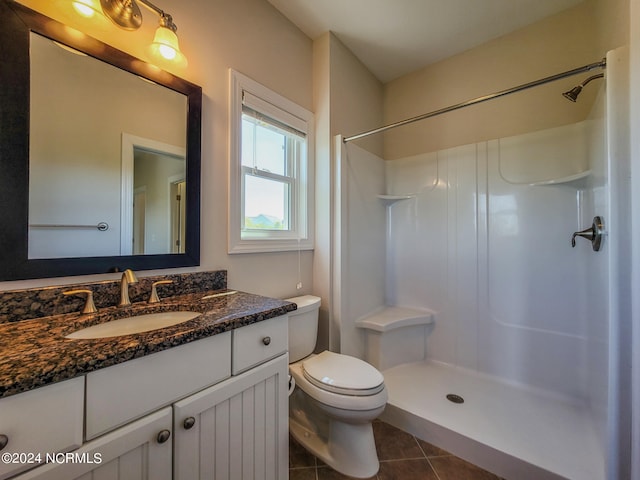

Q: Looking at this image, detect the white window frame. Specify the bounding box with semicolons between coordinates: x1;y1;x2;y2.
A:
229;69;315;254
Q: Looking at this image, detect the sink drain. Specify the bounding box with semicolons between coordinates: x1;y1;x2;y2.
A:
446;393;464;404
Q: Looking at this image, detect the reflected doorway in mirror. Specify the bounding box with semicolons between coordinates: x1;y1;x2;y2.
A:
122;134;186;256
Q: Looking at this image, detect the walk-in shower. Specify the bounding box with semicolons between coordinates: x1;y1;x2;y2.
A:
334;49;627;480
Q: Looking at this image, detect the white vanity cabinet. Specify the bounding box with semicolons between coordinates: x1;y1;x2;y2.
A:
5;314;289;480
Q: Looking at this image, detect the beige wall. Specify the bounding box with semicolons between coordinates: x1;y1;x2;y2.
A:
312;33;332;352
382;0;628;159
593;0;629;56
312;33;383;351
329;35;384;157
7;0;314;298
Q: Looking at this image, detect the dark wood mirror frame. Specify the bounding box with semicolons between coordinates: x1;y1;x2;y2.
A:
0;0;202;280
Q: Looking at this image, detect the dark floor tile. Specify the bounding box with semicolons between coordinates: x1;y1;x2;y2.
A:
416;438;452;457
377;459;439;480
290;434;317;468
373;421;424;460
289;421;499;480
316;465;376;480
429;455;500;480
290;467;318;480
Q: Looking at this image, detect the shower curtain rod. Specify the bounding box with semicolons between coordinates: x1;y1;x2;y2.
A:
342;58;607;143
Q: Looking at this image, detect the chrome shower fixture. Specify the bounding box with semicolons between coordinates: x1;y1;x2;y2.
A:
562;73;604;102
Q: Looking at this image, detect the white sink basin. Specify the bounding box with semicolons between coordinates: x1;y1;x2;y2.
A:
65;311;201;339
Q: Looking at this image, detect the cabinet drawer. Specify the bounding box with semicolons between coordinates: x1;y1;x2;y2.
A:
0;377;84;480
86;332;231;440
232;315;288;374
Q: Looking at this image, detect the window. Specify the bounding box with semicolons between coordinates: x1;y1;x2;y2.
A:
229;70;314;253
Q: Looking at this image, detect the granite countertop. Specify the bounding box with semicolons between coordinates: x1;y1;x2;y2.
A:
0;289;296;399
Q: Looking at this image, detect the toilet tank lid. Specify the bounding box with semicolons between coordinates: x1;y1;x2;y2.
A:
285;295;321;314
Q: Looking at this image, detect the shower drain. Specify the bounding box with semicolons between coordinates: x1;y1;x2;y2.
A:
446;393;464;404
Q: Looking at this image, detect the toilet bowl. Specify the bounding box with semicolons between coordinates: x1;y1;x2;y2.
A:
286;295;388;479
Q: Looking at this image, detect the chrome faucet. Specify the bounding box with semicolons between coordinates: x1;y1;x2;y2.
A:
119;269;139;307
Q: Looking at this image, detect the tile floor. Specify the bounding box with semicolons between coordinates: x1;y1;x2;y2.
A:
289;420;502;480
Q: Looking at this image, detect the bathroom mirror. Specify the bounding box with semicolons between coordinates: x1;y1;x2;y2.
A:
0;2;202;280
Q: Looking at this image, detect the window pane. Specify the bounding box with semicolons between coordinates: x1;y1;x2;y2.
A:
241;114;288;176
244;175;289;230
241;118;255;168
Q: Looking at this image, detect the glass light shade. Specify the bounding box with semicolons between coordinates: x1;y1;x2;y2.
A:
72;0;103;18
148;26;188;68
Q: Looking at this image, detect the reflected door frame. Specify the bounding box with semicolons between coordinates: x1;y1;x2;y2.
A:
120;133;186;255
132;186;147;255
168;175;186;253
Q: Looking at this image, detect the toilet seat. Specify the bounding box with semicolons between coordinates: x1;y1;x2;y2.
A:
302;351;385;396
290;360;388;412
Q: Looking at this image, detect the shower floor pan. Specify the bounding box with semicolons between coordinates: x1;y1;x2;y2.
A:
379;360;603;480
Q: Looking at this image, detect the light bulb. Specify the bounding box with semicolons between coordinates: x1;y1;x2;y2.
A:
148;25;188;68
158;44;177;61
72;0;102;18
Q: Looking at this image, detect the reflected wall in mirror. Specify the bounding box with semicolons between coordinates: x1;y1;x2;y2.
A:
28;33;188;259
0;1;202;280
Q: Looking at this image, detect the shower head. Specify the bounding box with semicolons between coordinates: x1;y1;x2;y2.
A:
562;73;604;102
562;85;583;102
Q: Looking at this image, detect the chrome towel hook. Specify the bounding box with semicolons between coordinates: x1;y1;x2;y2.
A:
571;216;604;251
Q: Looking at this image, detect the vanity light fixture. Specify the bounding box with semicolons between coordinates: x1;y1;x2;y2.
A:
74;0;188;67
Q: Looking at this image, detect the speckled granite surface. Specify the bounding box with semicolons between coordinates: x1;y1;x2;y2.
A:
0;270;227;324
0;271;296;399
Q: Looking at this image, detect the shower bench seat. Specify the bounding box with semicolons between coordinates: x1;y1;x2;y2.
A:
356;306;435;370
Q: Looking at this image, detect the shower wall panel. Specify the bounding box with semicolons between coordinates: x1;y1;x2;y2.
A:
584;95;609;455
336;142;386;358
386;121;594;401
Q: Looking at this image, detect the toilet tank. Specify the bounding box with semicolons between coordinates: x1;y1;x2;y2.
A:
285;295;321;363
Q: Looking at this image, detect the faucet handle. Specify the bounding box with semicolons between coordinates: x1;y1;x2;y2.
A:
571;216;604;251
63;289;97;314
149;280;173;304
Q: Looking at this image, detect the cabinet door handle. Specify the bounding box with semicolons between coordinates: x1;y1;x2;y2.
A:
157;430;171;444
183;417;196;430
262;336;271;346
0;434;8;451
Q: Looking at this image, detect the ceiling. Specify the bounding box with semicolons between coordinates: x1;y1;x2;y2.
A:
267;0;585;82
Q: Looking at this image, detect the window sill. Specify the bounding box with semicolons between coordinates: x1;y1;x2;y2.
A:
228;238;314;254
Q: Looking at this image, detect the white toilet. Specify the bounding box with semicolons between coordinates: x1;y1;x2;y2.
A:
286;295;388;479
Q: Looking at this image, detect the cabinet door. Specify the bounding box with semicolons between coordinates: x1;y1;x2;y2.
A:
12;408;172;480
174;354;288;480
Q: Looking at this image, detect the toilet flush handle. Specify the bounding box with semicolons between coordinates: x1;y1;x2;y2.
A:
288;375;296;396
